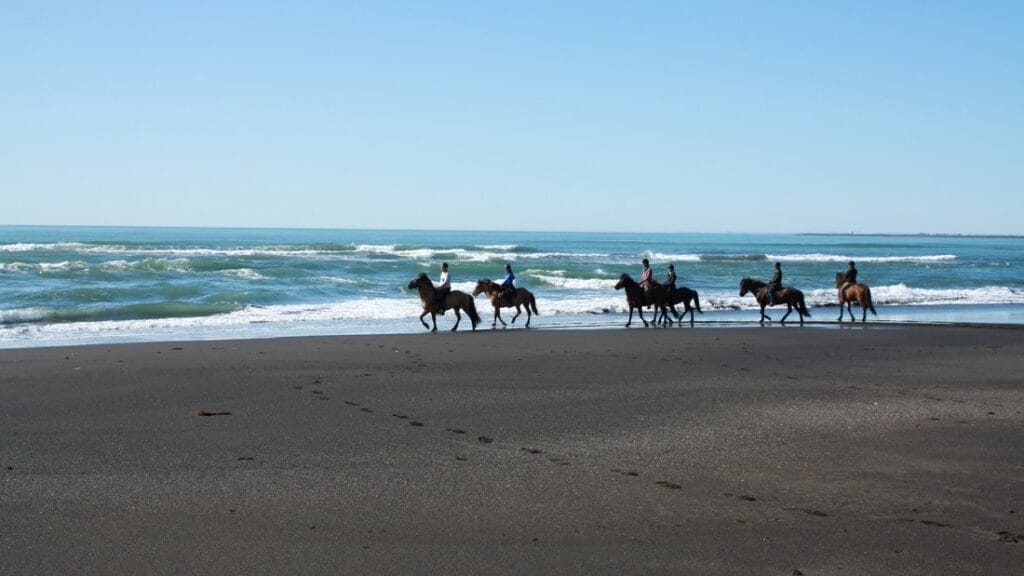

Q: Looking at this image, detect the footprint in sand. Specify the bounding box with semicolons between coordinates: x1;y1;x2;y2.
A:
995;531;1022;543
656;481;682;490
785;507;828;517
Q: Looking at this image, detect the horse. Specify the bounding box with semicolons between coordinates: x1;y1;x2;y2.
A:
472;278;539;328
739;277;811;325
835;272;877;323
406;273;481;332
654;286;704;326
614;273;673;328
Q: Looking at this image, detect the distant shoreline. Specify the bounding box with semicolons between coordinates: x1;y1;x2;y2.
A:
798;232;1024;239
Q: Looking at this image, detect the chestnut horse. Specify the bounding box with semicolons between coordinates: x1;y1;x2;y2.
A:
739;277;811;325
654;286;704;326
472;278;539;328
407;273;481;332
835;272;877;323
614;273;672;327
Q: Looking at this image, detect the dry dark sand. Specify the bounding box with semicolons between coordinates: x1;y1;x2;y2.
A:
2;325;1023;575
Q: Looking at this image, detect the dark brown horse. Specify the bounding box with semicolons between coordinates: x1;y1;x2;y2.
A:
407;273;481;332
739;277;811;325
473;278;539;328
614;273;672;327
654;286;703;326
835;272;877;323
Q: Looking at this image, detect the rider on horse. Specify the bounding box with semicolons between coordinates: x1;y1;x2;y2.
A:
663;263;677;297
498;263;517;302
639;258;655;305
434;262;451;312
766;261;782;305
838;260;857;302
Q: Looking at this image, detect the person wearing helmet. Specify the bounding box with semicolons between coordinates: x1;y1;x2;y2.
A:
664;263;678;297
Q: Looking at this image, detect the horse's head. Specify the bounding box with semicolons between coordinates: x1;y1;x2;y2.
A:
614;273;631;290
472;278;492;296
739;277;752;297
407;272;430;289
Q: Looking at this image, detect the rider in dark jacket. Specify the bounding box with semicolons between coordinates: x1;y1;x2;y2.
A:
838;260;858;301
766;262;782;305
664;264;677;296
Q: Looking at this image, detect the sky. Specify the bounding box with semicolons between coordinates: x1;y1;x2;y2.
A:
2;1;1021;235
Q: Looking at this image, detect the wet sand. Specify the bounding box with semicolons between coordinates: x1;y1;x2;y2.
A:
2;326;1023;575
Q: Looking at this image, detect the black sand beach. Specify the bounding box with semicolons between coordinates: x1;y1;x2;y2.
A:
2;326;1023;575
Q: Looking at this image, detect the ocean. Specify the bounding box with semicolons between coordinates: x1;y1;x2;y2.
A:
1;226;1022;348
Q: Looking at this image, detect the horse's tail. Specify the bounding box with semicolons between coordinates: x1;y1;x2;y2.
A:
529;293;539;315
865;286;877;316
799;292;812;317
466;297;482;328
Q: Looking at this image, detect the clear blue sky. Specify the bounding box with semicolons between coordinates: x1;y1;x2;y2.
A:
2;1;1021;234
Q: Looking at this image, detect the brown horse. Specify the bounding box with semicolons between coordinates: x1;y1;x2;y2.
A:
739;277;811;325
835;272;877;323
654;286;703;326
407;273;481;332
614;273;672;327
472;278;539;328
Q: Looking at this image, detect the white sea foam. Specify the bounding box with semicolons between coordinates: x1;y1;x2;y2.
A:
805;284;1024;307
100;258;193;272
37;261;90;273
529;274;617;290
642;251;703;262
315;276;360;285
766;253;957;263
0;242;94;252
222;268;268;280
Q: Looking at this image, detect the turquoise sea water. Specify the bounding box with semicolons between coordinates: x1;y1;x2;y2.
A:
1;226;1022;348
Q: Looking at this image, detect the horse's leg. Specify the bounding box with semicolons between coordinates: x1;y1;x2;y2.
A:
860;295;868;322
419;310;431;330
451;308;462;332
780;303;793;324
626;305;634;328
430;311;438;332
510;304;521;324
491;305;501;327
639;306;649;327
